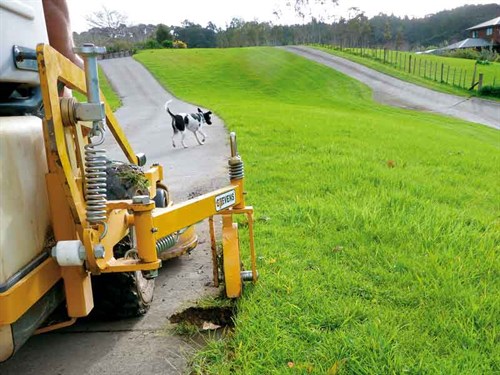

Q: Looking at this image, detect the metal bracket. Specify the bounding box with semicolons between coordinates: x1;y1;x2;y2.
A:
75;102;106;122
13;45;38;71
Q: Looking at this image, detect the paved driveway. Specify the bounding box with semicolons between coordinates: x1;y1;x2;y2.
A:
284;46;499;129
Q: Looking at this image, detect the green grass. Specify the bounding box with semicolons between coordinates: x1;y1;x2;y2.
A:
313;45;500;99
74;66;121;111
135;47;500;374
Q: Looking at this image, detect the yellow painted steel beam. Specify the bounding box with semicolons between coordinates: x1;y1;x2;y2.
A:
144;165;163;198
37;43;139;244
0;259;61;325
152;185;241;239
222;215;242;298
103;100;138;165
34;318;77;335
61;266;93;317
100;258;161;273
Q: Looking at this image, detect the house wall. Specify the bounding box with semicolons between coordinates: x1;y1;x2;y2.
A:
470;25;500;44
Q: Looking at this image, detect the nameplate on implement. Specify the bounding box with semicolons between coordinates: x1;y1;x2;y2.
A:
215;190;236;211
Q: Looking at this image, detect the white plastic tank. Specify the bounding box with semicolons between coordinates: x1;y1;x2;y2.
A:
0;0;48;85
0;116;51;286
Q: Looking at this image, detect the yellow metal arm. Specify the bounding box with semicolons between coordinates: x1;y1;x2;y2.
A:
152;185;241;239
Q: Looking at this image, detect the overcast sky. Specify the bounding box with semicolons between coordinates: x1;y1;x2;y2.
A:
67;0;496;32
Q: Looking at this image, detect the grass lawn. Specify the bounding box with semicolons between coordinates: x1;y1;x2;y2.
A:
313;45;500;100
74;66;121;111
135;47;499;374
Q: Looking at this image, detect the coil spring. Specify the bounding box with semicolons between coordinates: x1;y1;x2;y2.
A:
229;158;244;180
84;127;108;237
156;233;178;254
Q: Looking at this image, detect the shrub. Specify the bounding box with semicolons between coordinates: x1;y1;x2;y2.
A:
161;39;173;48
442;49;480;60
106;40;135;53
477;49;498;63
173;40;188;49
143;39;162;49
478;85;500;98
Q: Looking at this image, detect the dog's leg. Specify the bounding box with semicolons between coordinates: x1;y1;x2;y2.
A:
172;132;177;148
199;129;207;143
181;131;188;148
194;130;205;145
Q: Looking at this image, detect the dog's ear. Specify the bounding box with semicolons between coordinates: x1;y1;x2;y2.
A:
197;108;202;113
207;111;212;115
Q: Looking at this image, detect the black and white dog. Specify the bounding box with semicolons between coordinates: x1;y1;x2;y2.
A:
164;99;213;148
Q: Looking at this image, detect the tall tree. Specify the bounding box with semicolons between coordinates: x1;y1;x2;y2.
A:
85;6;128;39
86;6;127;29
155;24;171;43
383;20;392;46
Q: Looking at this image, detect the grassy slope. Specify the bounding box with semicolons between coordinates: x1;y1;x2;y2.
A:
313;45;500;99
74;66;121;111
135;48;500;374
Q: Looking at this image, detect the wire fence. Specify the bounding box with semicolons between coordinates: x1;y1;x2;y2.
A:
315;44;498;92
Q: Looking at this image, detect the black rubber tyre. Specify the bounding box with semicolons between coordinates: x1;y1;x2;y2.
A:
91;237;155;319
153;186;169;208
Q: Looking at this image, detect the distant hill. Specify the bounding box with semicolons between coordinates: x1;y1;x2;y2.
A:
73;3;500;50
369;3;500;48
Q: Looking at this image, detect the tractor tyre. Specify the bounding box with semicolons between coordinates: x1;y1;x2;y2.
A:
91;237;155;319
154;185;170;208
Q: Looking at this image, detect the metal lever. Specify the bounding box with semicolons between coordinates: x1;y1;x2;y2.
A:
230;132;238;157
73;43;106;133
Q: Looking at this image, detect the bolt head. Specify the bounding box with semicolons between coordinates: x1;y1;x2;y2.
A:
78;245;87;260
136;153;147;167
93;244;105;259
132;195;150;204
143;270;159;279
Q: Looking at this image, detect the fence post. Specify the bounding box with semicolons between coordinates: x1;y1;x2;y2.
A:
408;55;412;73
424;60;427;78
471;63;477;88
478;74;483;91
440;63;444;82
458;69;462;87
463;71;467;88
446;65;450;84
452;67;456;86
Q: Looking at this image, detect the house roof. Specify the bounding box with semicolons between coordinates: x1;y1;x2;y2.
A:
467;16;500;30
441;38;493;50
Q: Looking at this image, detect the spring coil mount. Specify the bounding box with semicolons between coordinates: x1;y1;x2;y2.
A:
156;233;179;254
84;126;108;237
228;157;244;180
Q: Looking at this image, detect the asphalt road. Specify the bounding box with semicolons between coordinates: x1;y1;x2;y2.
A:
284;46;499;129
0;57;231;375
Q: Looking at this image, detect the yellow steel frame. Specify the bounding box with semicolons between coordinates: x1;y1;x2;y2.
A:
0;44;257;325
0;259;60;325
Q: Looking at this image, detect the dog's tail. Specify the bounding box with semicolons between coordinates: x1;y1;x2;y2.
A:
164;99;175;117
